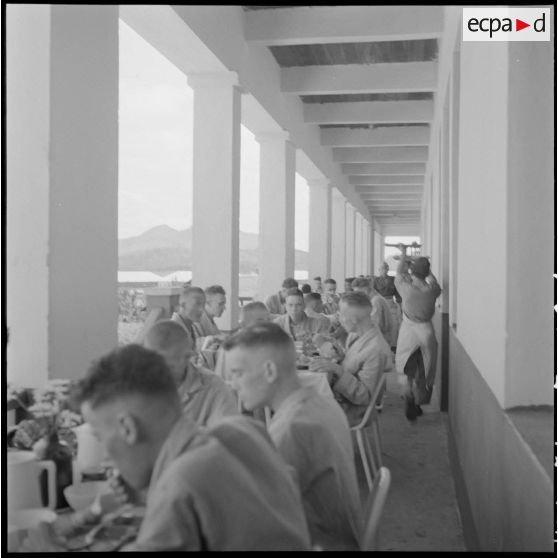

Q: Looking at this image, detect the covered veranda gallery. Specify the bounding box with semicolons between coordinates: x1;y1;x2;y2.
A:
6;5;554;552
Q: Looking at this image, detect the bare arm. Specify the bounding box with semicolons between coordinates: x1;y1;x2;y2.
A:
396;244;409;276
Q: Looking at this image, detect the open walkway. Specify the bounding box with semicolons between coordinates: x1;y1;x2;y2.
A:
355;371;465;552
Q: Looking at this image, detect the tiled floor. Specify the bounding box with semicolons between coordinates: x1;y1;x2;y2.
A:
354;371;466;552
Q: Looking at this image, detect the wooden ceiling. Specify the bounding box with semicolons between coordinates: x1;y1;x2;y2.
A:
244;6;443;229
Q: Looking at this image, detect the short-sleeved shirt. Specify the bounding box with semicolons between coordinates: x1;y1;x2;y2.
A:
130;415;311;551
269;387;363;551
177;364;239;427
394;273;441;323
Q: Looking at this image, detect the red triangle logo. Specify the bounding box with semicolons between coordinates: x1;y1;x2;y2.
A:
516;19;530;31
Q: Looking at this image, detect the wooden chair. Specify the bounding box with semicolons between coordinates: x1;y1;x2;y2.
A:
350;375;386;491
360;466;391;551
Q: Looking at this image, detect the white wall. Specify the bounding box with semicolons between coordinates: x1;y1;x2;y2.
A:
456;42;509;405
6;5;51;386
504;40;554;407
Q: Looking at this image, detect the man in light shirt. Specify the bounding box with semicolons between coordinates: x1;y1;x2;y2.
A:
322;278;340;315
170;286;206;350
264;277;299;319
144;320;238;427
224;323;363;551
197;285;226;337
310;291;393;427
351;277;394;347
274;288;330;341
304;292;333;333
394;245;441;423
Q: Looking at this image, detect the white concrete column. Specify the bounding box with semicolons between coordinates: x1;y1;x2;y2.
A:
308;178;332;279
7;5;119;385
330;189;346;283
345;204;356;277
354;213;363;276
374;230;384;271
366;223;372;275
188;72;241;330
256;131;296;301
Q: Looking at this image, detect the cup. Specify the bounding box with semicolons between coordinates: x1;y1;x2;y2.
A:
7;508;57;552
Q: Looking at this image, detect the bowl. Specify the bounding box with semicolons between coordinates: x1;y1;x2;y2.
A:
63;481;111;511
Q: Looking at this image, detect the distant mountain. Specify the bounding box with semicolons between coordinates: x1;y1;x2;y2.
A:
119;225;308;274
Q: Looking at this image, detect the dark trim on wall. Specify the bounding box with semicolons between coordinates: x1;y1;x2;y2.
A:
444;414;480;551
440;312;449;412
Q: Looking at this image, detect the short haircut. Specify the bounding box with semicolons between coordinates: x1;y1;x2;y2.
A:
223;322;294;353
284;287;303;300
281;277;299;289
180;286;205;303
351;277;370;289
71;344;179;410
345;277;355;283
300;283;312;294
205;285;226;297
144;320;192;352
304;292;322;304
340;291;372;310
324;278;336;285
411;257;430;279
240;301;270;326
313;276;322;281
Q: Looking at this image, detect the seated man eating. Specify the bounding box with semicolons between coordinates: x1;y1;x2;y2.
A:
224;323;363;551
274;288;330;342
143;320;238;427
23;344;312;551
264;277;299;319
310;291;393;426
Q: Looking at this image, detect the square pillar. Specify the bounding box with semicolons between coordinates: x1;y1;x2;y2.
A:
188;72;241;331
256;131;295;301
330;189;346;283
308;178;332;279
345;204;356;277
354;213;363;276
7;5;119;385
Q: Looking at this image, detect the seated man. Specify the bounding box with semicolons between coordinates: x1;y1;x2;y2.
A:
171;286;206;351
322;278;340;315
373;262;402;350
394;246;441;422
343;277;355;294
312;276;323;294
224;323;363;551
38;345;310;551
265;277;299;319
274;288;330;341
310;292;393;426
143;320;238;427
352;277;395;347
303;292;332;332
197;285;226;337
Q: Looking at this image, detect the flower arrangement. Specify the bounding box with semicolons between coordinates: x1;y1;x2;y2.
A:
8;380;83;456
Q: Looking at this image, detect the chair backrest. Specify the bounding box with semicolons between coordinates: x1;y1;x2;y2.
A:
360;466;391;551
350;374;386;431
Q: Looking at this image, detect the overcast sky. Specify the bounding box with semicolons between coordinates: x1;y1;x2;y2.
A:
118;20;309;251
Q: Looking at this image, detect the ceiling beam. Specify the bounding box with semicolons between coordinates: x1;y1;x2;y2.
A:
244;6;444;45
282;62;437;95
321;126;429;147
342;162;426;175
304;100;433;125
351;175;424;186
332;146;428;163
357;187;423;195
